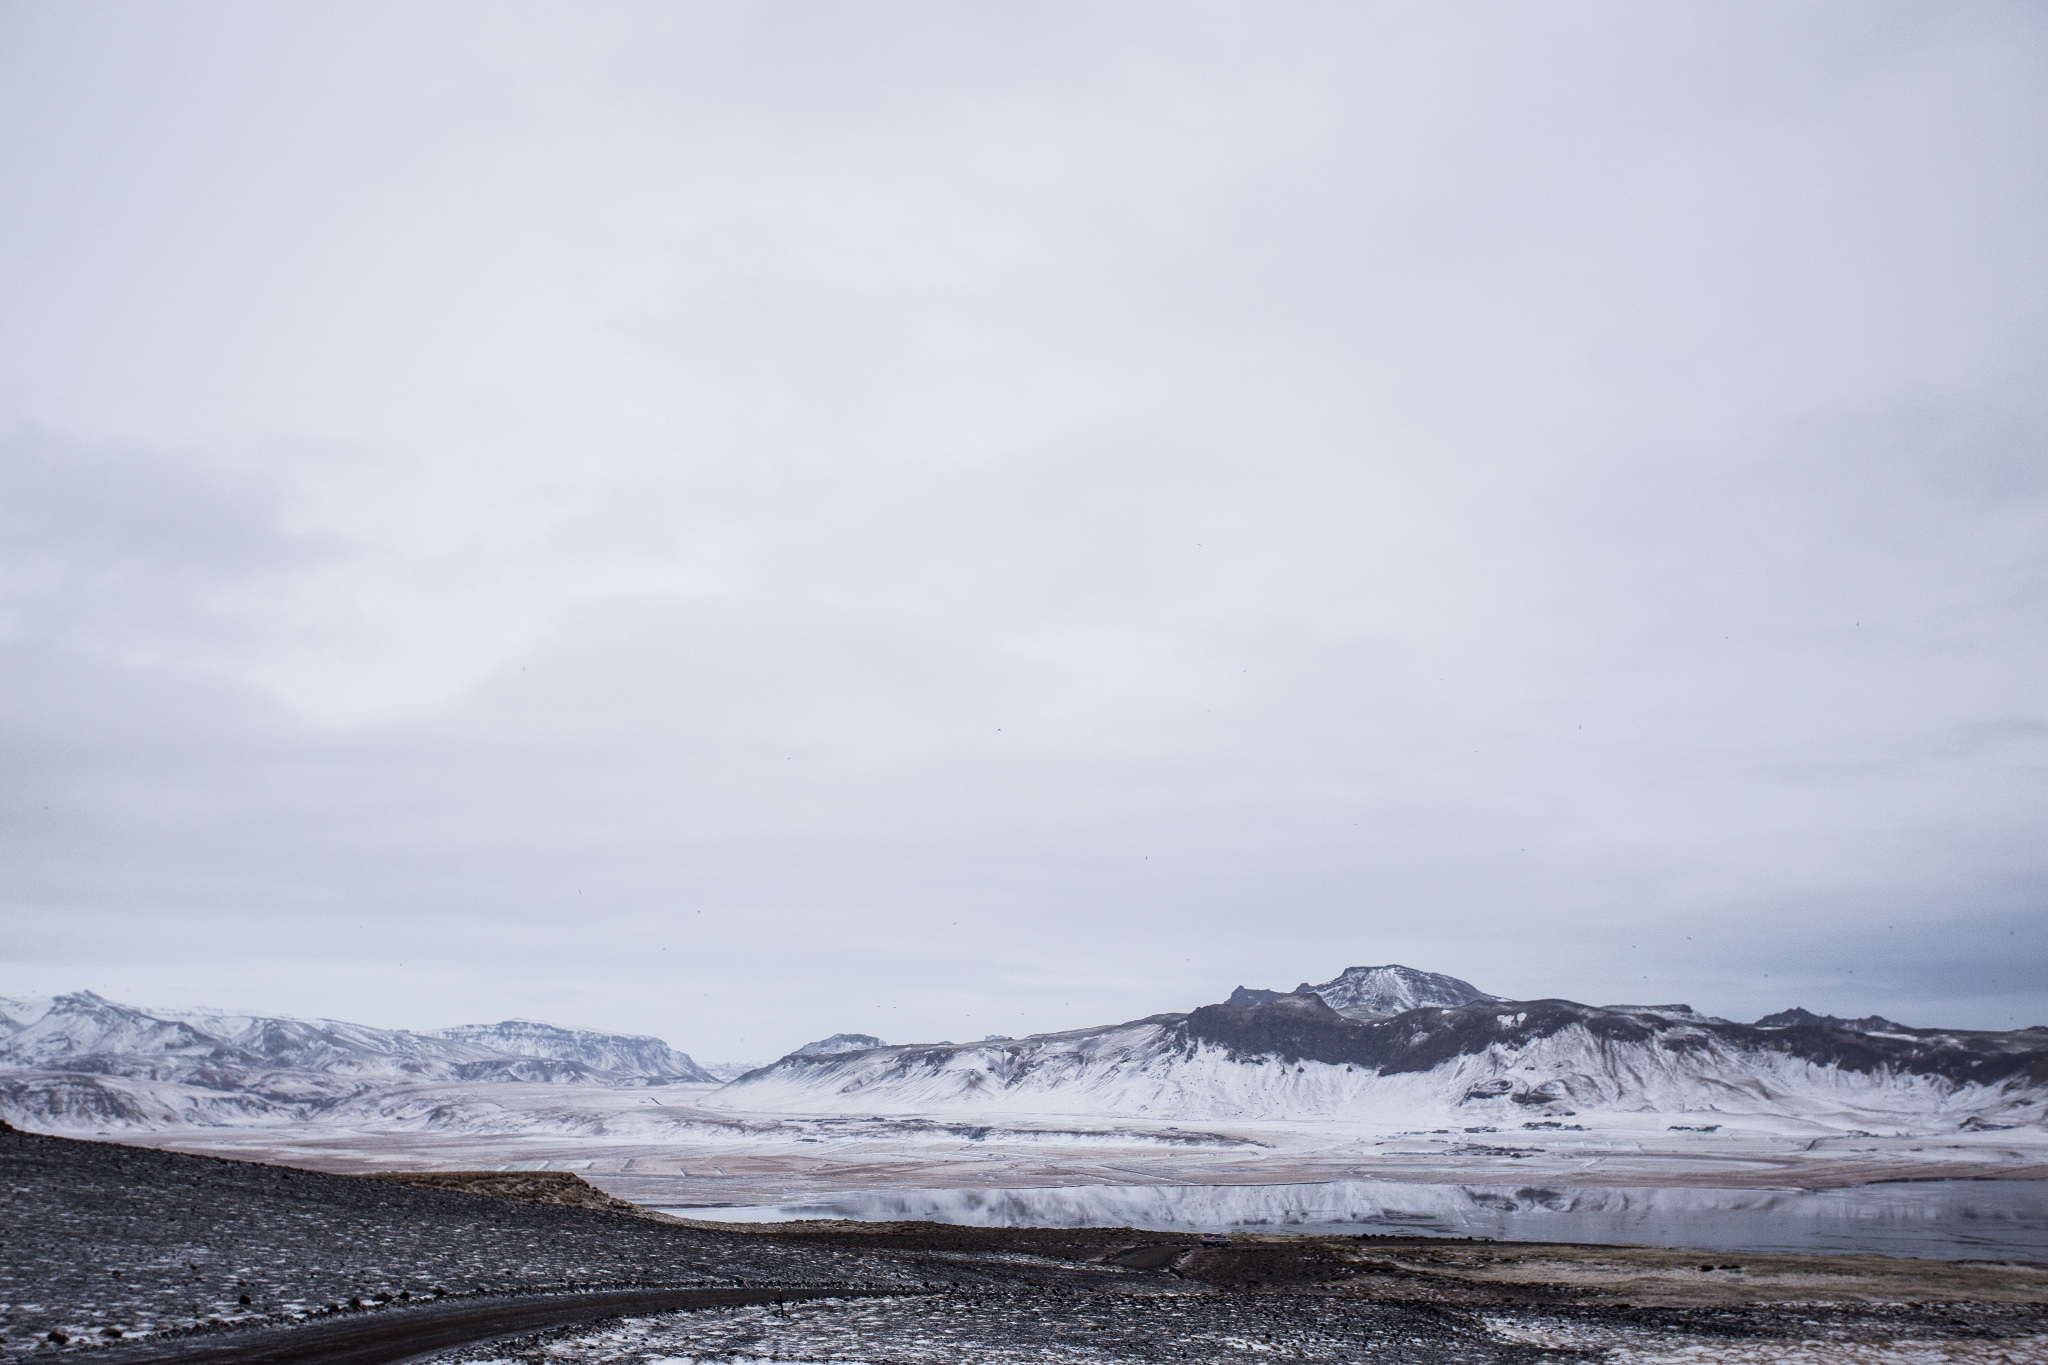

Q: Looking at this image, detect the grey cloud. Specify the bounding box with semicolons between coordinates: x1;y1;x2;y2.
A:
0;1;2044;1056
0;431;321;658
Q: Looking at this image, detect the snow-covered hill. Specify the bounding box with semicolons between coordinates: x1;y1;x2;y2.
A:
0;991;713;1129
710;976;2048;1134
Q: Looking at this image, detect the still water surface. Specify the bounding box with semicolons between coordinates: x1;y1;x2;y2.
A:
661;1178;2048;1262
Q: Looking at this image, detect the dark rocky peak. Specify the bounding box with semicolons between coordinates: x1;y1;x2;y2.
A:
1844;1015;1910;1032
1754;1008;1911;1032
1226;987;1287;1007
1266;991;1344;1015
50;990;119;1014
1194;990;1345;1021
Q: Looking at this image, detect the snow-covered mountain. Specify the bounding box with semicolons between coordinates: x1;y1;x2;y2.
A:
710;979;2048;1133
0;991;713;1129
1230;964;1498;1020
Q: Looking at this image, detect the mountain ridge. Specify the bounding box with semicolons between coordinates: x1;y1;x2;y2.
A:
6;970;2046;1138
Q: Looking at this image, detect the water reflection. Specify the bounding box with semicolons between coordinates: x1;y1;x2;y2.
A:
661;1177;2048;1262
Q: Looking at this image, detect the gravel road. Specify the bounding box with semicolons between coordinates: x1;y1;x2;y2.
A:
90;1287;904;1365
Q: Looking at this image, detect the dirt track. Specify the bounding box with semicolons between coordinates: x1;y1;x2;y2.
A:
92;1288;901;1365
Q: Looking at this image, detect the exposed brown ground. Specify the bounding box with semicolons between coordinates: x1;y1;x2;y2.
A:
396;1172;2047;1310
1313;1237;2048;1307
743;1220;2048;1306
356;1170;675;1220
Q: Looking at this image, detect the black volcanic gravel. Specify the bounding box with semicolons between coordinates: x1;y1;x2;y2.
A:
435;1290;1569;1365
0;1125;910;1356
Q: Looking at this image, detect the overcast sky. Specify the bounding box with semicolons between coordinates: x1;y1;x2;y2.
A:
1;2;2043;1060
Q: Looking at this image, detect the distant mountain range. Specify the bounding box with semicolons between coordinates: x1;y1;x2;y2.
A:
0;990;712;1128
5;967;2044;1136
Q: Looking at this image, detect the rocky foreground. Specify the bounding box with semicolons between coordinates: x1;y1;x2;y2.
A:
3;1121;2045;1364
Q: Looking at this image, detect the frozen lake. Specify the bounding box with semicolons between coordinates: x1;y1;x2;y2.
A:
661;1176;2048;1262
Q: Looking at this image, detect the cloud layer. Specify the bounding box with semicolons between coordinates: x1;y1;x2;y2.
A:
1;2;2043;1055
